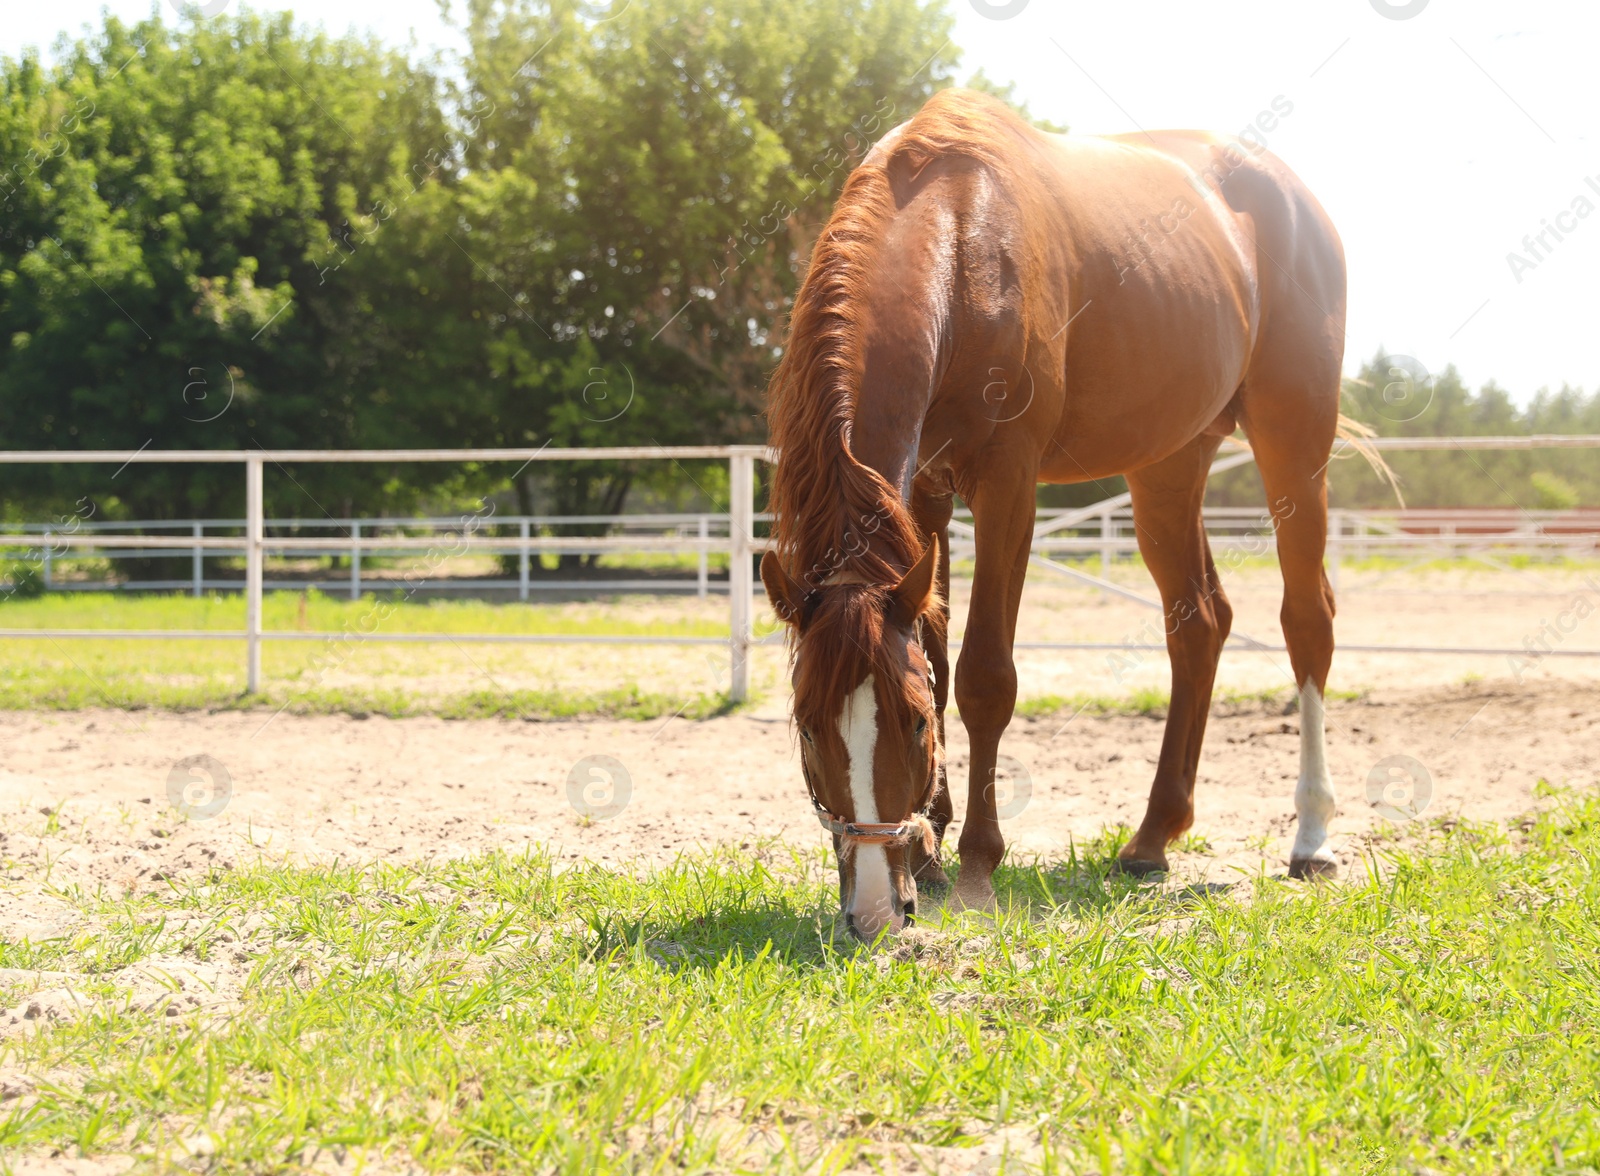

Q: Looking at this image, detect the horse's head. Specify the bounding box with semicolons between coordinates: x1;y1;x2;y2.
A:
761;537;942;941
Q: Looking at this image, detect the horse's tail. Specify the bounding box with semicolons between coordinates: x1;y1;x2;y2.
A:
1333;415;1404;507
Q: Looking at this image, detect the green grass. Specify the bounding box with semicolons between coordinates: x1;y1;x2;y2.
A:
0;591;745;719
0;677;737;722
1330;552;1600;574
1012;685;1367;720
1013;686;1174;719
1013;552;1600;578
579;551;731;573
0;583;1384;721
4;797;1599;1172
0;590;731;638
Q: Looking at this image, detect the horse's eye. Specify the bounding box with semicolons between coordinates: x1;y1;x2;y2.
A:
801;727;815;745
913;715;928;738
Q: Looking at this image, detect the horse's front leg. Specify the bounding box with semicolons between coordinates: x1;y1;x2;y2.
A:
953;464;1036;909
910;486;955;893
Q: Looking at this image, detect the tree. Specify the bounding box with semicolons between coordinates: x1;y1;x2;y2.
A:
424;0;958;538
0;11;448;543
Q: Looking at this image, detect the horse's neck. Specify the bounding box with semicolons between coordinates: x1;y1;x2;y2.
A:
847;395;926;508
847;248;954;503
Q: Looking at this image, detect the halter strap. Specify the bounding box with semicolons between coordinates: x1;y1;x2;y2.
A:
812;804;928;846
819;569;874;587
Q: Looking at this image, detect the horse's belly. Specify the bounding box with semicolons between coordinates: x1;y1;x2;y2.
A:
1040;429;1212;483
1041;316;1249;482
1041;412;1227;483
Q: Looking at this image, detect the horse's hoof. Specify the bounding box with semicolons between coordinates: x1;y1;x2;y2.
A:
950;876;996;913
1288;855;1339;880
1113;855;1169;877
915;871;951;898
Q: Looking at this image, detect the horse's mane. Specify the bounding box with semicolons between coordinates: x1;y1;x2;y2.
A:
766;89;1039;722
767;88;1039;586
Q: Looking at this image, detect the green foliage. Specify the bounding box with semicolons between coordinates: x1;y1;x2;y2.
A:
0;11;448;523
0;0;959;526
6;8;1590;529
1532;470;1580;510
434;0;957;519
1;558;43;598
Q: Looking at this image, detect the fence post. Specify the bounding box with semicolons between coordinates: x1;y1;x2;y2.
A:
192;522;204;597
245;456;263;693
42;528;52;589
349;521;361;600
697;515;708;599
519;518;530;602
728;452;754;703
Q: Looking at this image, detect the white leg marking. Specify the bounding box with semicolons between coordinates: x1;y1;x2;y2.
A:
838;675;900;936
1291;677;1337;865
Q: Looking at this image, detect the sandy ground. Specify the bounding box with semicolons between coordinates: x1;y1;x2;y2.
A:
2;677;1596;924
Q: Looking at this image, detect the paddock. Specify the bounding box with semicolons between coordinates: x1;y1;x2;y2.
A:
4;446;1600;1171
2;440;1598;867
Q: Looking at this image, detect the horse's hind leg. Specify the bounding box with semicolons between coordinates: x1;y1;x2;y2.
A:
1240;386;1341;878
1116;436;1233;874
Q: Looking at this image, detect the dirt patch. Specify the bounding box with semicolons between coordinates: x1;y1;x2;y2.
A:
0;1156;135;1176
0;956;246;1041
1;679;1594;896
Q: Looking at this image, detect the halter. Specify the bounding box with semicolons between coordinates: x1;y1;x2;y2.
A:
796;625;941;850
812;804;932;847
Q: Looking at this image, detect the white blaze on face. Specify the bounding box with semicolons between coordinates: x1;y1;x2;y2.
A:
838;674;900;937
1292;677;1337;865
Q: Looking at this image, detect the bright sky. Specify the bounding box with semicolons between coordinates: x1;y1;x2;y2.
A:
7;0;1597;402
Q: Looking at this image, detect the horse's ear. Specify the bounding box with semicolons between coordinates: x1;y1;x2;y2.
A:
761;551;807;629
888;535;939;628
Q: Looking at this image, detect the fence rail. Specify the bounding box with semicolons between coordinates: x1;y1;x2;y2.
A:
3;438;1600;701
7;505;1600;598
3;512;738;598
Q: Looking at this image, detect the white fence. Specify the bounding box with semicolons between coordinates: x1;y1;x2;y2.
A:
0;445;767;698
9;504;1600;599
2;436;1599;702
6;513;736;598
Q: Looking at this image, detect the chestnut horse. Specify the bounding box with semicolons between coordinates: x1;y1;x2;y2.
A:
761;89;1372;940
